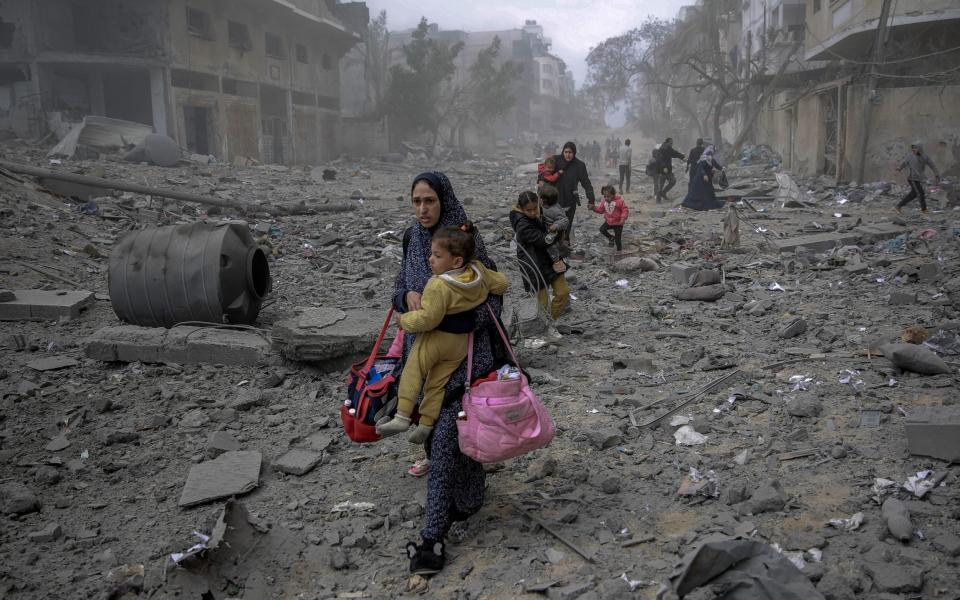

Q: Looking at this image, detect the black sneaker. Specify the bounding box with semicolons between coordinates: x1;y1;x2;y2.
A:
407;539;445;575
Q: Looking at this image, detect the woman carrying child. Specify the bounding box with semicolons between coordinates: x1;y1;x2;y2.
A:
378;223;507;443
589;184;630;252
391;172;506;575
511;190;570;323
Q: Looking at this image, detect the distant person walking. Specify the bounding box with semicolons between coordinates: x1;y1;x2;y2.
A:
591;140;602;169
617;139;632;194
553;141;596;246
654;137;685;203
686;138;705;192
895;141;940;214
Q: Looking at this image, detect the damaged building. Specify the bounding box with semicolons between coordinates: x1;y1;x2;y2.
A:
752;0;960;181
0;0;368;165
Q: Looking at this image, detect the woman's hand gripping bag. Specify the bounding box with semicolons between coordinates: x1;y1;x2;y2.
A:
342;310;403;443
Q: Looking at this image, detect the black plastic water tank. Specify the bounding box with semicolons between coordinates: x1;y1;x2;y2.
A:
108;222;270;328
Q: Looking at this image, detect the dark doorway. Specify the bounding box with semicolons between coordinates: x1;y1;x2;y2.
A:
103;69;152;125
183;105;212;155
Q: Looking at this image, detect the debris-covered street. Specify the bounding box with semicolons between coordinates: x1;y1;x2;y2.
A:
2;136;960;599
3;0;960;598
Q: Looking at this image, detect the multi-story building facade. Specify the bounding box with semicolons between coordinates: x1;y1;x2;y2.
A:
753;0;960;181
0;0;367;165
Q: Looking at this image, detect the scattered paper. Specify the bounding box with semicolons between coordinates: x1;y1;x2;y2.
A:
828;512;864;531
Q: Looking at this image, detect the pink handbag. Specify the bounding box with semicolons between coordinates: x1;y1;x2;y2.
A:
457;305;555;463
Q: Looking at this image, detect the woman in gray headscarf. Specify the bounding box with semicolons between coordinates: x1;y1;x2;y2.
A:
391;171;504;575
681;145;726;211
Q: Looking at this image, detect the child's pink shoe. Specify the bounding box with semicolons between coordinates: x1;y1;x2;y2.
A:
407;458;430;477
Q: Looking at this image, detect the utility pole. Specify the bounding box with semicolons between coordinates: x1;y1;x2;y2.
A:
854;0;894;183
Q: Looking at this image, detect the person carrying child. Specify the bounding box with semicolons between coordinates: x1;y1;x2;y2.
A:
537;155;563;188
538;184;569;273
511;191;569;324
588;184;629;252
377;223;508;443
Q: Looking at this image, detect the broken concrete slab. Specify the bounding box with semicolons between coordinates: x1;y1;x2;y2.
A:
272;307;383;362
179;451;262;508
772;223;907;253
904;406;960;461
0;290;95;321
272;448;323;476
26;356;79;371
85;325;279;366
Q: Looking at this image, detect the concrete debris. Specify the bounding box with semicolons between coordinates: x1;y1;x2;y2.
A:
881;342;952;374
904;406;960;461
0;289;95;321
178;451;262;507
1;131;959;598
272;448;323;476
48;116;152;159
85;325;279;366
272;307;383;362
122;133;182;168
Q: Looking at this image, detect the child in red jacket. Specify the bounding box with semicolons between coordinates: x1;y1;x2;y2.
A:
537;155;563;188
589;184;629;251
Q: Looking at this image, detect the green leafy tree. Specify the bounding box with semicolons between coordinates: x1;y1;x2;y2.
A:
385;18;463;144
440;36;524;149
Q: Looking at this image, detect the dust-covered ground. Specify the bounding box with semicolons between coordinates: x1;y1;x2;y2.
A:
1;139;959;600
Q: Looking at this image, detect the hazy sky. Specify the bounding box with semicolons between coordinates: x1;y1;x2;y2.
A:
362;0;680;88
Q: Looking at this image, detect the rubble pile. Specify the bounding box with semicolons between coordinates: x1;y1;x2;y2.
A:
1;138;960;599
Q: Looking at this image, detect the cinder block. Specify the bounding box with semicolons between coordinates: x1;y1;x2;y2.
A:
0;290;95;321
889;291;917;305
904;406;960;462
670;262;698;285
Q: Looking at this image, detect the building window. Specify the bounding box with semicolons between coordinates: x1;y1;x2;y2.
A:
265;32;286;59
186;7;213;40
228;21;252;50
295;44;308;64
321;53;332;70
813;0;821;12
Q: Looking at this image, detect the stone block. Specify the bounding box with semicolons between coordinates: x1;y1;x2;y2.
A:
889;291;916;305
917;263;941;283
272;448;323;476
178;451;261;507
670;262;698;285
85;325;278;366
0;290;95;321
904;406;960;461
272;307;383;362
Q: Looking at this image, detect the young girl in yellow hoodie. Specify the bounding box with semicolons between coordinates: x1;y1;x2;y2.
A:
377;222;508;443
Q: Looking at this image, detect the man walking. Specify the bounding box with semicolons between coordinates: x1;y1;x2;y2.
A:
895;141;940;214
617;139;632;194
686;138;705;192
655;137;686;203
